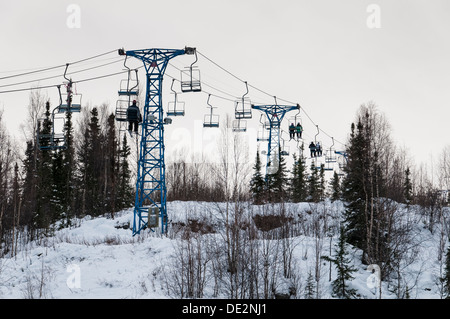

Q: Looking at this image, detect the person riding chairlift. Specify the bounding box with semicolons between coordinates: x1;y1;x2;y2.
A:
295;122;303;139
127;100;142;134
309;141;316;158
289;123;295;140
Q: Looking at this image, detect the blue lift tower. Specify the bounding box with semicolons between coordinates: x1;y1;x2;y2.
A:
118;47;197;235
252;100;299;177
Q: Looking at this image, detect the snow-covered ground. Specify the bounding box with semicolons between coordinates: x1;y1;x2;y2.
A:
0;200;446;299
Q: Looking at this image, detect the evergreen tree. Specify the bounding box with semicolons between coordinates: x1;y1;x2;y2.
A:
322;227;359;299
342;108;389;266
118;133;134;210
21;140;38;229
330;171;342;202
77;107;103;216
104;113;118;216
403;167;413;206
249;151;265;204
51;148;65;224
443;246;450;299
318;164;326;201
266;149;288;202
304;270;316;299
290;153;308;202
34;101;54;233
62;110;77;223
342;121;368;254
308;162;320;202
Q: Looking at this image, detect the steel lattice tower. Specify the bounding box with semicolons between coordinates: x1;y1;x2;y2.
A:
119;47;195;235
252;102;299;177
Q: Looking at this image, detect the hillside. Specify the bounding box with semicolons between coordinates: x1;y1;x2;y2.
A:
0;200;447;299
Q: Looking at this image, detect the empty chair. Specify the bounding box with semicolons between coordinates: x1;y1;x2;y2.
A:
167;79;185;116
180;49;201;92
203;94;219;128
181;68;201;92
232;119;247;132
234;81;252;119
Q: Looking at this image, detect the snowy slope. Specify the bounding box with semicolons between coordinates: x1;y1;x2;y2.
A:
0;200;446;299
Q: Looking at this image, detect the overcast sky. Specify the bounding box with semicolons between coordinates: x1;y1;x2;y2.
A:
0;0;449;169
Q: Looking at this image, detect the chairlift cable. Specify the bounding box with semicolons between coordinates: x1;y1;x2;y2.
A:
0;58;124;89
0;49;117;81
0;67;132;94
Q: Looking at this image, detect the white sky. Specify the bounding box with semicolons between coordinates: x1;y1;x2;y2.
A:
0;0;449;169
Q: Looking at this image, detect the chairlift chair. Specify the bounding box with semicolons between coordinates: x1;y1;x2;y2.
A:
167;79;185;116
204;114;219;128
234;81;252;119
115;99;139;122
280;133;289;156
325;150;337;163
257;126;269;142
280;147;289;156
37;116;67;151
180;49;201;92
203;95;219;128
232;119;247;132
118;69;139;96
324;137;337;163
58;65;81;113
58;84;82;113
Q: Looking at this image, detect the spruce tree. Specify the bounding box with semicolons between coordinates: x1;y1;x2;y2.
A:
104;113;118;216
78;107;102;216
444;245;450;299
290;153;307;202
304;270;316;299
249;151;265;204
318;164;326;201
21;140;37;229
322;226;359;299
330;171;342;202
308;162;319;202
34;101;54;233
266;148;288;202
118;133;134;210
61;110;76;222
342;110;389;266
342;121;368;253
403;167;413;206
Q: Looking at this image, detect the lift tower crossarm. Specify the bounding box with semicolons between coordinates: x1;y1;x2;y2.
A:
118;47;194;235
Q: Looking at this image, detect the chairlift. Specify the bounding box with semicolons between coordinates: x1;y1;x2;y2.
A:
203;94;219;128
288;105;303;139
118;67;139;96
257;115;269;141
116;57;139;122
280;146;289;156
335;151;348;176
234;81;252;119
280;133;289;156
257;126;269;141
37;117;66;151
325;137;337;163
37;103;67;151
232;119;247;132
58;65;81;113
314;125;323;157
181;48;201;92
167;79;185;116
115;99;134;122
